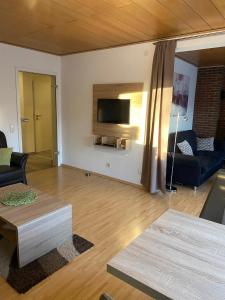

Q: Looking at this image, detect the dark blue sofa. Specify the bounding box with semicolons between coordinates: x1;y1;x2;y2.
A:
167;130;225;188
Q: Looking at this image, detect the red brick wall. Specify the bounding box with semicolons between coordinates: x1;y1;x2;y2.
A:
193;66;225;138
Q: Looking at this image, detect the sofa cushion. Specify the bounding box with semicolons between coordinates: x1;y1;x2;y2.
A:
0;148;12;166
196;150;225;162
197;137;214;151
197;155;222;173
0;131;7;148
177;140;193;156
0;165;23;183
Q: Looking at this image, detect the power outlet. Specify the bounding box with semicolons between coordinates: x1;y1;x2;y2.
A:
106;162;111;168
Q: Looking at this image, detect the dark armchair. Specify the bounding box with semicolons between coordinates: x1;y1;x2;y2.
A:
0;131;28;187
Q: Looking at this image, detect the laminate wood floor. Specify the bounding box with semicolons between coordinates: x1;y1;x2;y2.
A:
0;166;212;300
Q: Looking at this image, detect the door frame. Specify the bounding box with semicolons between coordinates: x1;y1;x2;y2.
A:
15;67;61;166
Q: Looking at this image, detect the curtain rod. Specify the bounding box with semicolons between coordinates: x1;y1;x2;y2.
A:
152;28;225;44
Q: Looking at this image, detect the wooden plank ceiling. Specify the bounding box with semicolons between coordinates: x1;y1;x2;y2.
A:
176;46;225;67
1;0;225;55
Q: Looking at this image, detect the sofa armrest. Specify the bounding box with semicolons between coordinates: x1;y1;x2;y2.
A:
10;152;28;170
214;139;225;151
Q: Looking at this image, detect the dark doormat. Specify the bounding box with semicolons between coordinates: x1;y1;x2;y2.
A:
0;234;94;293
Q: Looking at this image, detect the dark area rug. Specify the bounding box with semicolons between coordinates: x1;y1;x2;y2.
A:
0;234;94;293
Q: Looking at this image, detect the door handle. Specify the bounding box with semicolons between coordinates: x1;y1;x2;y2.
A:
21;118;29;123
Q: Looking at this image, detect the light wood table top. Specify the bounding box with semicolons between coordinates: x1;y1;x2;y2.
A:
0;183;72;267
0;183;70;227
108;209;225;300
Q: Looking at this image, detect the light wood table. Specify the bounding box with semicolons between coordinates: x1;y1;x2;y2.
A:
107;209;225;300
0;183;72;268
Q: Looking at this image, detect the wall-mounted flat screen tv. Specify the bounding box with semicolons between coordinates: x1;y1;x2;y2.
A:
97;99;130;124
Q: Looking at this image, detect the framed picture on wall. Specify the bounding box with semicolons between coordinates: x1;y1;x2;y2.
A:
171;72;190;116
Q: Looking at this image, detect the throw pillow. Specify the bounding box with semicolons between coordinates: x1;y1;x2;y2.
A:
177;140;193;156
197;137;214;151
0;148;12;166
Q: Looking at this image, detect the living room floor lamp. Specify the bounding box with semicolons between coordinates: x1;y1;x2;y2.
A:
166;112;180;193
166;113;188;193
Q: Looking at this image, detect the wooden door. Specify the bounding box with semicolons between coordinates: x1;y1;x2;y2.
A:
19;72;58;166
19;72;35;153
33;74;53;153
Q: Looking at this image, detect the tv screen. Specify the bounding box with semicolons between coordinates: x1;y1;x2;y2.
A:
97;99;130;124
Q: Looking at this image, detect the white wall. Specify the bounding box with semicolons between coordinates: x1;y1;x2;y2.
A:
176;32;225;53
0;43;62;163
169;58;198;133
61;42;155;184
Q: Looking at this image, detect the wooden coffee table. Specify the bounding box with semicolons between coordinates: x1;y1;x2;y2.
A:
0;183;72;268
108;209;225;300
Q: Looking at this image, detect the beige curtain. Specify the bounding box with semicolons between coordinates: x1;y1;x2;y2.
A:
141;40;176;193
